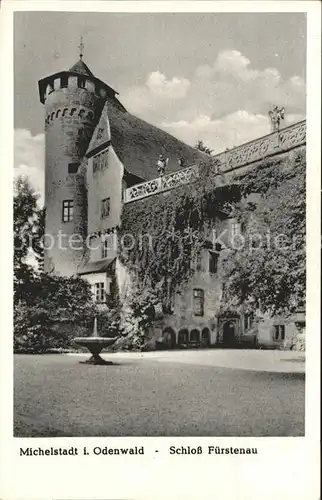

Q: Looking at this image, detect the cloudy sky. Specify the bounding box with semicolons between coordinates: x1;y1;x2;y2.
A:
14;12;306;203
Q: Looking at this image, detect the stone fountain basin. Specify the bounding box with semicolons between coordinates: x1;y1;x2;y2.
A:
74;337;116;348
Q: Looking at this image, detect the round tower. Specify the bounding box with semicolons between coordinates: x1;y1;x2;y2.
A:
38;55;117;276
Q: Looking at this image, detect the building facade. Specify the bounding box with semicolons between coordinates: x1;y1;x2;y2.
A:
39;56;306;350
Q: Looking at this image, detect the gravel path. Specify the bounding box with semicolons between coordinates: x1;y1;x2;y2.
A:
14;352;305;437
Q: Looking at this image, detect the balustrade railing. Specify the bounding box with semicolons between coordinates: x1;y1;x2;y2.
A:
124;120;306;204
124;164;199;203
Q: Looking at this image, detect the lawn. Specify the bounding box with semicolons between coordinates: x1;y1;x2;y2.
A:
14;352;305;437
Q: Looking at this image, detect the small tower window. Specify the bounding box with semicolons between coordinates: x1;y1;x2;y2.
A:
68;162;80;174
62;200;74;222
101;198;110;219
78;76;86;89
61;75;68;88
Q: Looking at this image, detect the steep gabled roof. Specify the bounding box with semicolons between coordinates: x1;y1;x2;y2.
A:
69;58;94;77
88;96;207;181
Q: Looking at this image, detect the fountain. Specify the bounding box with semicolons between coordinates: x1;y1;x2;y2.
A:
74;317;117;365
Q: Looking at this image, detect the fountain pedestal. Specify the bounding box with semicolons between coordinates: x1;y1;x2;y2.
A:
74;337;117;365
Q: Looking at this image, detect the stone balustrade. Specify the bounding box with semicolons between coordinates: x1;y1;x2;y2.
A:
124;120;306;204
124;164;199;203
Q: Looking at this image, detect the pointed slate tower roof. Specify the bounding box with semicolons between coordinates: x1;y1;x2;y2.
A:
86;101;111;157
69;58;94;77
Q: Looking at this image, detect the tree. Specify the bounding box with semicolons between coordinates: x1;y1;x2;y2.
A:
219;151;306;315
13;176;99;353
13;176;39;297
32;207;45;272
195;140;213;156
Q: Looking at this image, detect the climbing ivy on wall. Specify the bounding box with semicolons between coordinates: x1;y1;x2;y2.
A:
119;149;306;319
118;159;240;308
219;150;306;315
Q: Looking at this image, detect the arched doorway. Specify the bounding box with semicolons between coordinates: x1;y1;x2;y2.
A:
223;321;235;347
178;329;189;348
162;327;176;349
201;328;211;348
190;329;200;347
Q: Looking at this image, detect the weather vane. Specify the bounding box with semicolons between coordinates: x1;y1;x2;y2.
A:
268;105;285;132
78;35;84;60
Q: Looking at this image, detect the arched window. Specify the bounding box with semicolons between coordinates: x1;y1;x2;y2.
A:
162;328;176;349
201;328;211;348
56;109;61;118
190;329;200;344
78;109;85;118
50;112;55;120
62;108;68;117
70;108;77;116
178;329;189;347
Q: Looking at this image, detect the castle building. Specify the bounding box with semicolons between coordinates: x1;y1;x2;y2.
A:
39;54;306;350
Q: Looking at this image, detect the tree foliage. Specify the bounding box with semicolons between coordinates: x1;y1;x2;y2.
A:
13;177;99;353
13;176;39;293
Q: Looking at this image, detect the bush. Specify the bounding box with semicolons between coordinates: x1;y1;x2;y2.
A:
14;302;65;353
14;274;98;353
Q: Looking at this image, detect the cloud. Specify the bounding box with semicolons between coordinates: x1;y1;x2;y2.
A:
192;50;305;120
146;70;191;99
122;49;305;150
121;70;191;119
14;129;45;205
161;110;305;152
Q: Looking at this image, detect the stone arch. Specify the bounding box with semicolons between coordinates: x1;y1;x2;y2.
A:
223;321;236;347
162;327;176;350
178;328;189;347
62;108;69;117
50;112;55;121
56;109;61;118
190;329;200;344
201;327;211;348
70;108;77;116
78;108;86;118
